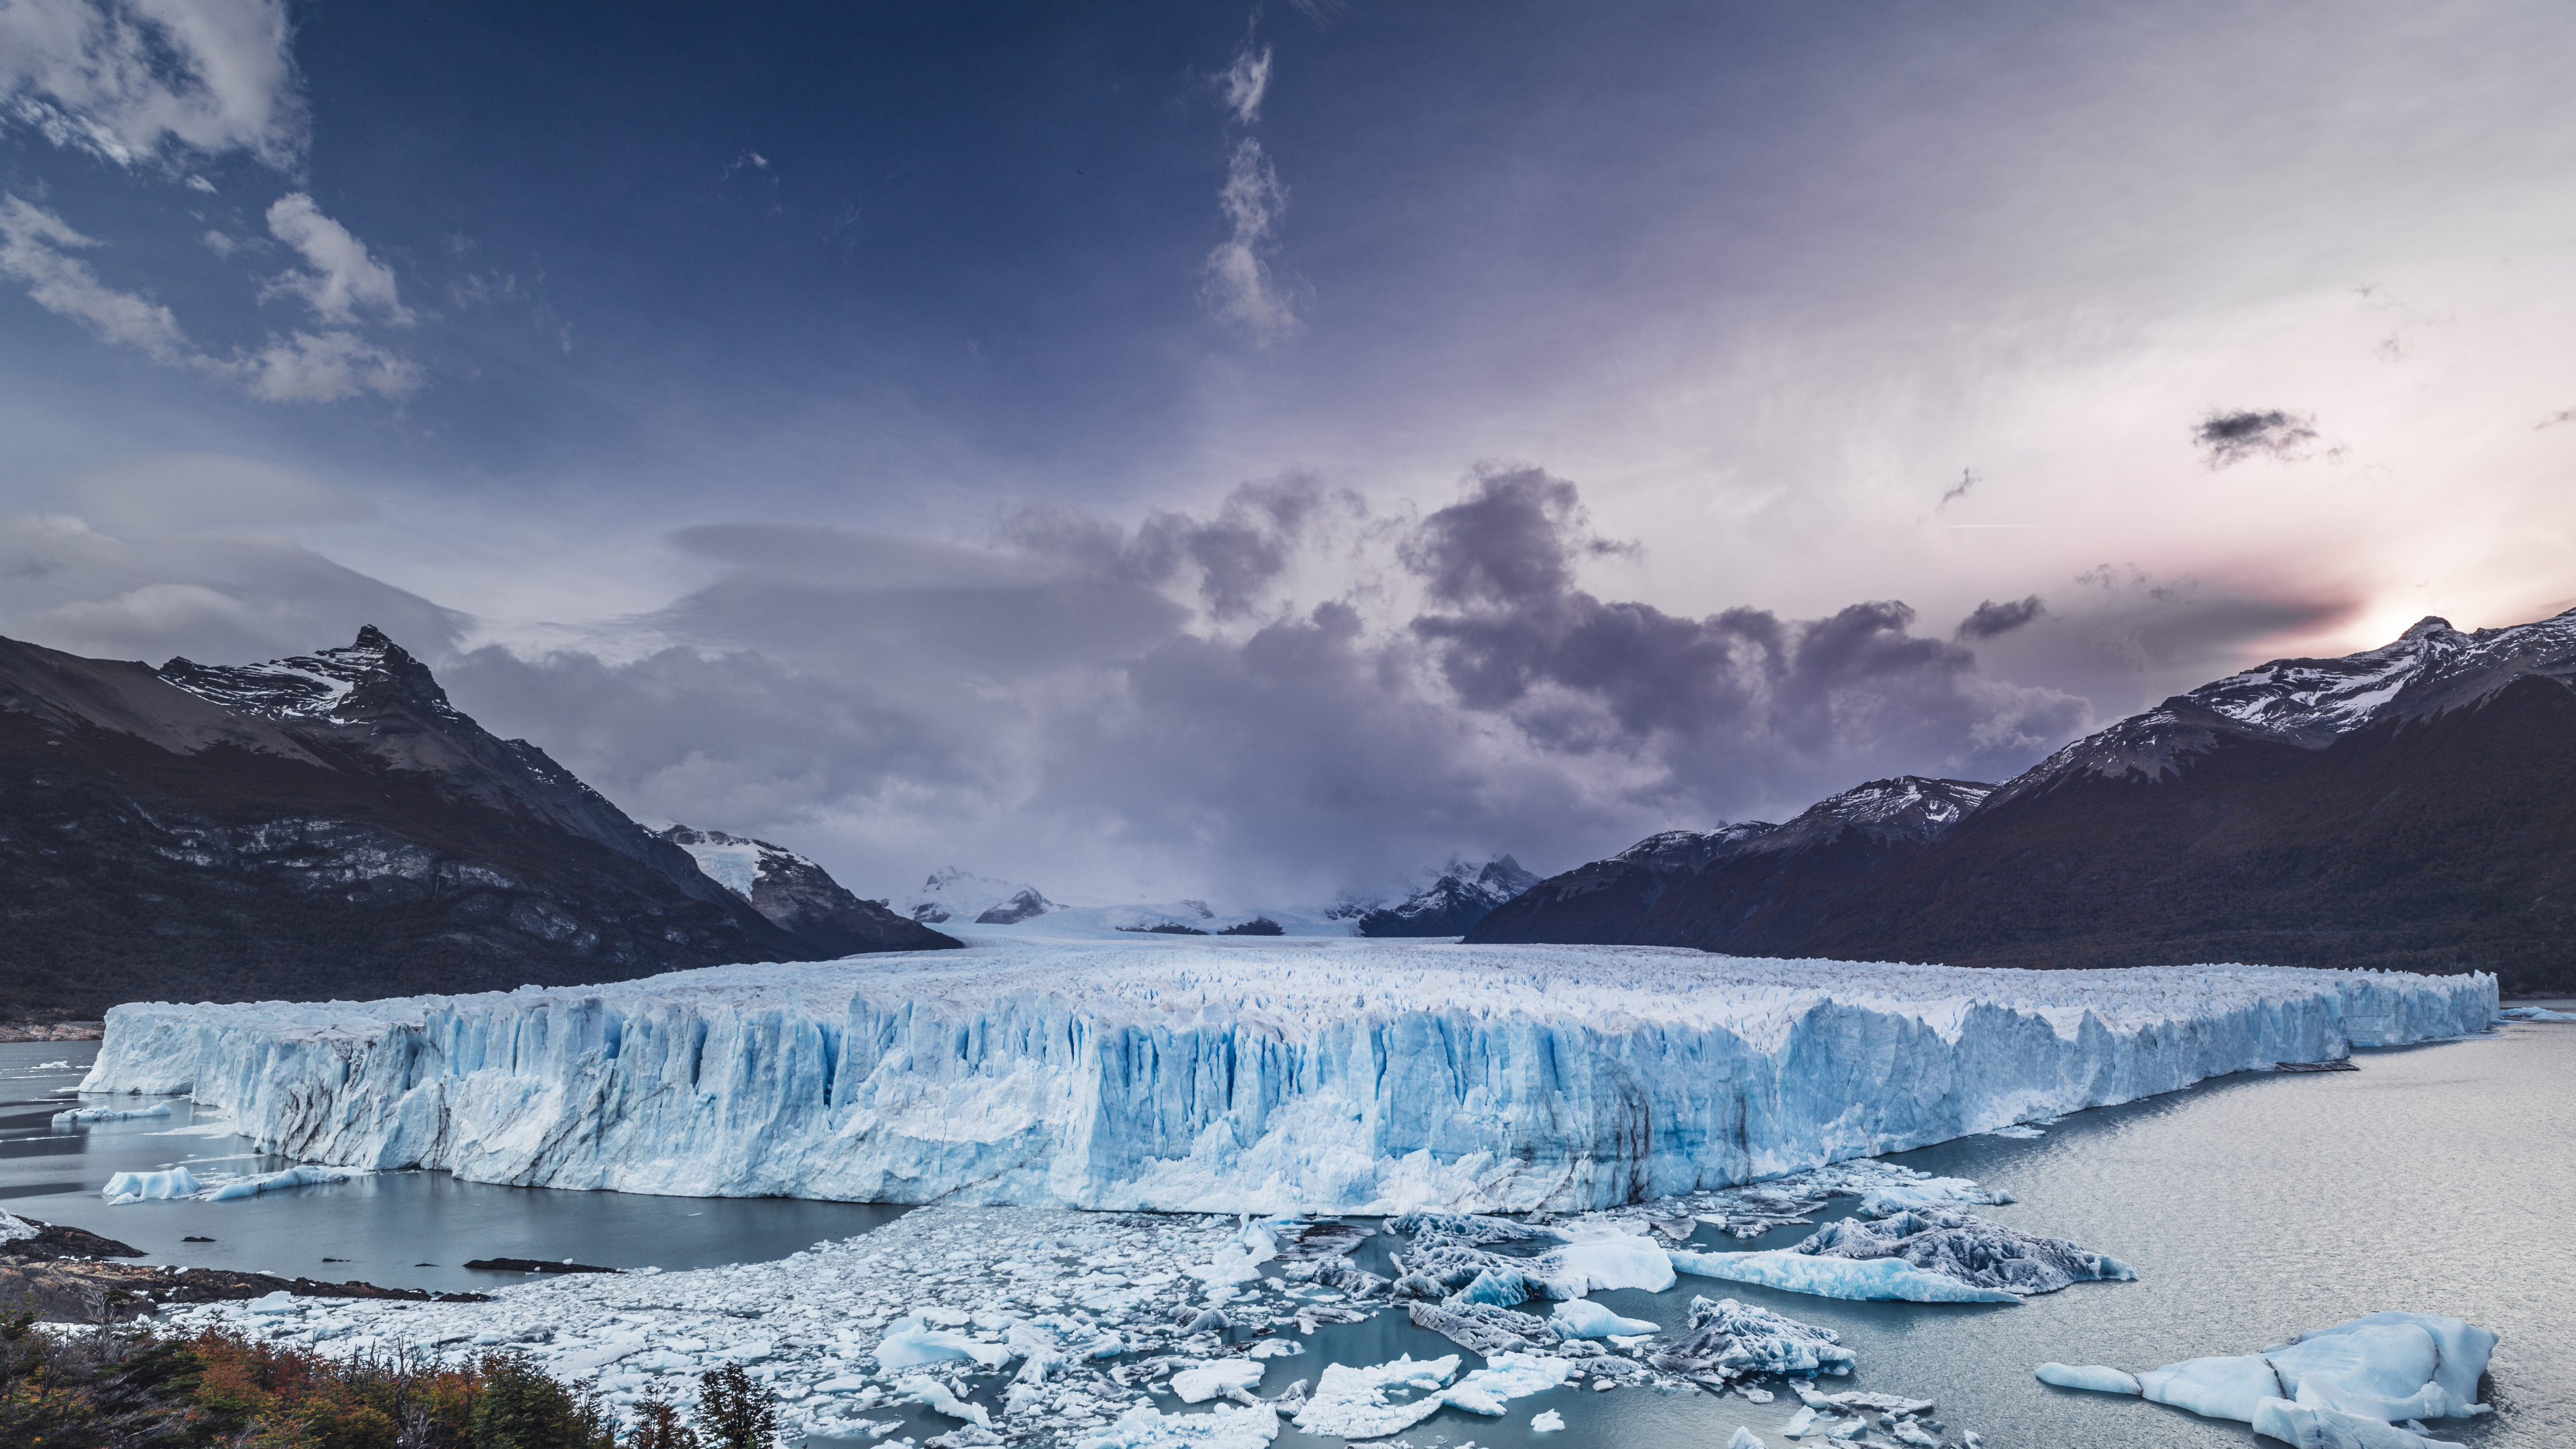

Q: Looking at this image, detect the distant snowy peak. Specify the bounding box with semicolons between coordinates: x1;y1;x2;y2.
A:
904;867;1057;926
1357;856;1541;937
159;625;462;727
1994;606;2576;806
661;826;961;956
1611;824;1779;871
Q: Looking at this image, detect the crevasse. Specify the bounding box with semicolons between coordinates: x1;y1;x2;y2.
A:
78;937;2495;1213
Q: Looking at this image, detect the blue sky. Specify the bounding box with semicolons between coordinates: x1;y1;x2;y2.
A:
5;0;2573;905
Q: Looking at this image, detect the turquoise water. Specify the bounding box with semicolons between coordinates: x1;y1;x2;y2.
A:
9;1013;2569;1447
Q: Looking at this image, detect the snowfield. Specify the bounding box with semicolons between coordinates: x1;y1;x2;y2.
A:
80;934;2495;1213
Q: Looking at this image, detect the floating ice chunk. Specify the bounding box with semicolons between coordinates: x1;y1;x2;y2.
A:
1648;1297;1855;1380
202;1165;368;1201
1442;1351;1574;1415
1531;1409;1566;1432
1670;1248;2021;1303
1190;1245;1270;1287
1728;1428;1767;1448
101;1167;201;1201
1076;1401;1281;1449
1170;1359;1266;1403
1408;1301;1557;1356
900;1374;992;1428
53;1104;172;1126
245;1290;300;1315
877;1315;1012;1371
1247;1339;1302;1358
2036;1362;2141;1394
1536;1236;1676;1295
1979;1124;2046;1140
2500;1006;2575;1022
2252;1397;2445;1449
1289;1354;1460;1439
2041;1313;2496;1436
1551;1299;1660;1339
1853;1179;2015;1217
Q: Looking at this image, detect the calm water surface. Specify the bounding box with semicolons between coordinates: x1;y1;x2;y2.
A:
7;1016;2569;1448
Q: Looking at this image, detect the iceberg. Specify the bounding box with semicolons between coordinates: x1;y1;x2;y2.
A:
1290;1354;1461;1438
78;937;2497;1213
1168;1359;1265;1403
1551;1299;1660;1338
1670;1209;2130;1303
2500;1005;2575;1022
877;1315;1013;1371
2037;1312;2496;1442
1077;1403;1280;1449
201;1164;368;1201
52;1103;172;1126
101;1167;201;1202
1646;1297;1854;1381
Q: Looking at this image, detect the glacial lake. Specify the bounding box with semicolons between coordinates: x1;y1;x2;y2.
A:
6;1011;2570;1449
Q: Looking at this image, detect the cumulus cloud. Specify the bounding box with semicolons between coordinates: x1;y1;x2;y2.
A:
0;0;305;169
1203;138;1298;343
1957;594;2045;639
2194;408;2319;468
0;193;191;360
261;193;411;325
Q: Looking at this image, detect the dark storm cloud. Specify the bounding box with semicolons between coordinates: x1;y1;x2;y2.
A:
1400;469;2087;802
1938;468;1980;508
2194;409;2319;468
1957;594;2045;639
397;467;2103;902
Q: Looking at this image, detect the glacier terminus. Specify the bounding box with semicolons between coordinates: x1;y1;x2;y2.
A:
76;932;2496;1214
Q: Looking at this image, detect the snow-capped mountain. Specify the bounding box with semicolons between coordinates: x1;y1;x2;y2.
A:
1470;778;1990;950
1474;608;2576;993
0;627;945;1018
657;827;959;956
902;867;1058;926
1356;857;1542;937
1989;610;2576;808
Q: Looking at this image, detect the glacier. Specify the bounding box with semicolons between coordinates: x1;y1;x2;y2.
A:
77;934;2494;1213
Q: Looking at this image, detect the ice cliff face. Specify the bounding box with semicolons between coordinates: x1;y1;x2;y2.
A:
80;939;2494;1214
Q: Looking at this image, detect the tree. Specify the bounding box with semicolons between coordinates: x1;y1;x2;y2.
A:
691;1362;778;1449
466;1354;613;1449
628;1385;700;1449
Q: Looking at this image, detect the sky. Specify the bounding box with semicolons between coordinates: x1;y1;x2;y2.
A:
3;0;2573;907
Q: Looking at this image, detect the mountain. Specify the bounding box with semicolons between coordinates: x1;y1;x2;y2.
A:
0;627;934;1019
1357;856;1542;936
902;867;1057;926
656;826;959;955
1468;779;1991;950
1468;610;2576;994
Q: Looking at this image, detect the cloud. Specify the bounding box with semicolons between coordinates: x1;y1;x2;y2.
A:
2538;408;2575;430
1957;594;2045;639
1222;43;1272;125
0;0;305;169
1938;467;1979;507
2194;408;2319;468
224;327;424;401
1002;474;1355;619
59;452;371;531
0;193;191;360
1202;138;1298;343
0;195;419;400
261;193;411;325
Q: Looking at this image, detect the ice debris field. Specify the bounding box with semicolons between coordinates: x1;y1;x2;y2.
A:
154;1158;2062;1448
79;937;2496;1214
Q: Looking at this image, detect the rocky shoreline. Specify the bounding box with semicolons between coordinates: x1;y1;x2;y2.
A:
0;1212;490;1322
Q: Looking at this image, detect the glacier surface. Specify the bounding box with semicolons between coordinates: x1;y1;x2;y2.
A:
78;934;2494;1213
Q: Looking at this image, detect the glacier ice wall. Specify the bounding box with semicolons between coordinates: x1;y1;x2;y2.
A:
79;938;2496;1213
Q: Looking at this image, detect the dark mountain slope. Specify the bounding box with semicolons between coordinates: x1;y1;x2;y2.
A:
1466;778;1991;950
1469;609;2576;994
1804;671;2576;988
1358;857;1541;936
0;629;924;1018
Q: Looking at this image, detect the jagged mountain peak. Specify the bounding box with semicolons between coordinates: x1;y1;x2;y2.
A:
158;625;458;726
661;825;960;956
903;867;1057;926
1355;855;1540;937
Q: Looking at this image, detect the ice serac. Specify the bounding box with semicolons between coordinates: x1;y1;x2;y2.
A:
80;939;2496;1214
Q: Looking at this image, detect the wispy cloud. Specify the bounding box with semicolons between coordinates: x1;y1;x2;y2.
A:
1222;43;1272;125
0;0;307;169
0;193;419;400
0;193;192;360
2194;408;2319;468
261;192;411;325
1203;138;1297;343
